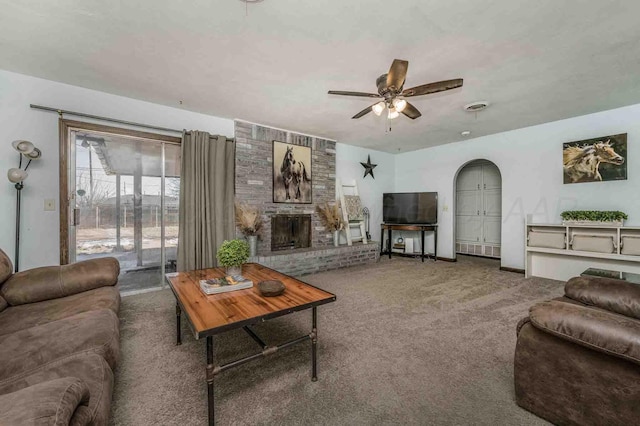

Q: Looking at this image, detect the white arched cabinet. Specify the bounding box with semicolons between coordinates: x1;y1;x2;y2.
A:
456;161;502;258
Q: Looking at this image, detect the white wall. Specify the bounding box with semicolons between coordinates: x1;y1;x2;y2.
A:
0;69;234;270
6;66;637;271
335;143;395;243
394;103;640;270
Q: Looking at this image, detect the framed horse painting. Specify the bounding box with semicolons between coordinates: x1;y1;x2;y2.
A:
563;133;627;184
272;140;312;203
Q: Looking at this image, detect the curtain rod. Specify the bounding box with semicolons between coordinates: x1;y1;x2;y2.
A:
30;104;188;135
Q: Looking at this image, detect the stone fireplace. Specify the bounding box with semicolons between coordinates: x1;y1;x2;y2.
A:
233;120;380;275
271;214;311;251
234;120;336;254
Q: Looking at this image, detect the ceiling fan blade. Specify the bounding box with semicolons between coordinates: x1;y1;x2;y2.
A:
401;78;463;97
352;104;377;119
401;102;422;119
328;90;381;98
386;59;409;91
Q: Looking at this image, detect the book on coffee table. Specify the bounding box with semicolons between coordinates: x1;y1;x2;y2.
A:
199;275;253;295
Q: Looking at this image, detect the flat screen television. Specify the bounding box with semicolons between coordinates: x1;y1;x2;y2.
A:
383;192;438;224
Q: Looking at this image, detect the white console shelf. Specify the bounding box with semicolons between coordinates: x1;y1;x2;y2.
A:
525;218;640;281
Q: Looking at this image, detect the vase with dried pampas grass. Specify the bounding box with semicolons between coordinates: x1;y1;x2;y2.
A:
235;203;263;256
316;202;345;246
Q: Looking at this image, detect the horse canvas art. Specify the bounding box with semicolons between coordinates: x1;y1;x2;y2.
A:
273;141;312;203
563;134;627;184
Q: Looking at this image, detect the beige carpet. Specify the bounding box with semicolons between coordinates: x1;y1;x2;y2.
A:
110;255;563;425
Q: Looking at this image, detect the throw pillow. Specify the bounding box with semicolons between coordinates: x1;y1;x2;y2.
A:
344;195;364;221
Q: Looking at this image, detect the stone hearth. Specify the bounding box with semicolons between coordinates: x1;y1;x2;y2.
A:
250;242;380;276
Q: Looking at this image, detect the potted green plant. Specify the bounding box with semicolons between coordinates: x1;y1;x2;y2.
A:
561;210;628;227
216;239;250;275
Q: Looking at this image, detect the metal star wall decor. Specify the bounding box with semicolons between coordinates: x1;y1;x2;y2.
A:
360;155;377;179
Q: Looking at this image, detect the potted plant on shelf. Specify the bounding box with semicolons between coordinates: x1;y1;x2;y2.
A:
316;202;345;247
561;210;628;227
216;239;250;276
235;203;263;257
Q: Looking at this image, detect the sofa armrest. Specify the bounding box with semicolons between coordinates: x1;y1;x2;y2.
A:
0;257;119;306
516;316;530;335
0;377;90;425
566;276;640;320
529;300;640;365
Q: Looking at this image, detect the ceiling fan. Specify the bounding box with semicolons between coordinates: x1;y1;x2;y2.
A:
328;59;463;120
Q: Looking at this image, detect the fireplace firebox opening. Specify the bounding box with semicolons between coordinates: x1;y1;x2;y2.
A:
271;214;311;251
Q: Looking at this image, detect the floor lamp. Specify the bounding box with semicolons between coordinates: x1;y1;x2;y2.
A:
7;140;42;273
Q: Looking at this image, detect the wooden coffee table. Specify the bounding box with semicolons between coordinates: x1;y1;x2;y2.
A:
165;263;336;425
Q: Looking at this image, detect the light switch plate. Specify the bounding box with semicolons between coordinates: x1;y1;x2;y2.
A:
44;199;56;211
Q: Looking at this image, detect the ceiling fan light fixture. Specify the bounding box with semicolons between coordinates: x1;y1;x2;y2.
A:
329;59;462;121
372;101;385;116
392;99;407;113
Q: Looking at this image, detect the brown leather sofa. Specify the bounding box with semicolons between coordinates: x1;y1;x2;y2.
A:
515;275;640;425
0;248;120;425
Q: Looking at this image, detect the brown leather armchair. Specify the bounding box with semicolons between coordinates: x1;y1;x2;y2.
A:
515;275;640;426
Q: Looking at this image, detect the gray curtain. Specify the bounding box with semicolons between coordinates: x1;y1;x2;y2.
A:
177;131;234;271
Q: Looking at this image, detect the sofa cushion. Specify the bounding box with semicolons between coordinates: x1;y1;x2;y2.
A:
0;309;120;381
0;286;120;337
566;276;640;320
529;300;640;365
0;377;90;426
0;249;12;285
0;295;6;314
1;257;120;306
0;353;114;426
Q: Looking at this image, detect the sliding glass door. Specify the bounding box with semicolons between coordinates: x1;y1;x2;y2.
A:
66;125;181;294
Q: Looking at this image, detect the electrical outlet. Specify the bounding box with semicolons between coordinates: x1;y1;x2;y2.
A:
44;199;56;211
442;204;449;212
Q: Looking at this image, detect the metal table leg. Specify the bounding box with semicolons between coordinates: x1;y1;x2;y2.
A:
311;307;318;381
176;303;182;346
434;226;438;261
206;336;215;425
198;307;324;423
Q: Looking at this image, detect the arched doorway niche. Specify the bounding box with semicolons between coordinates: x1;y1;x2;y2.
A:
453;159;502;260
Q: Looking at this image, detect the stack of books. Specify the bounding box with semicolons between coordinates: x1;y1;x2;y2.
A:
199;275;253;295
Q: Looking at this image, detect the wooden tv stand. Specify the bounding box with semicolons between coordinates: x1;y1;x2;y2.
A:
380;223;438;262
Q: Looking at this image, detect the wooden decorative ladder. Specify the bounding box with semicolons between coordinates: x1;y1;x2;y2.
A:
336;179;368;246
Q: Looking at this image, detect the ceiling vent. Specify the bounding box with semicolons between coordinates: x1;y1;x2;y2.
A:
464;101;489;112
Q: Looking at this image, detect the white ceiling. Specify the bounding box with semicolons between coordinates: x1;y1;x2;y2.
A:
2;1;640;152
